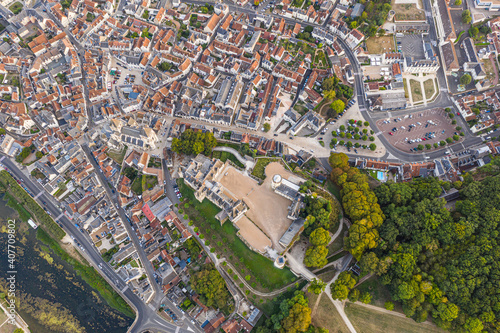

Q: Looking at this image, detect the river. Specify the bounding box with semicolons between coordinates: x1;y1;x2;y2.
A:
0;195;133;333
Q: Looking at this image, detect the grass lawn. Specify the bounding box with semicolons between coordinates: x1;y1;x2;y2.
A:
423;79;436;100
216;141;240;151
251;158;280;180
410;79;423;102
30;168;46;180
5;192;32;222
355;275;395;308
345;302;445;333
9;1;23;14
178;179;296;291
259;280;308;315
131;176;142;195
0;74;4;83
142;175;158;191
365;35;395;54
309;293;351;333
403;78;409;98
327;229;344;254
106;145;127;164
317;268;337;282
327;251;349;264
212;150;245;168
293;103;308;115
325;179;341;201
130;260;139;268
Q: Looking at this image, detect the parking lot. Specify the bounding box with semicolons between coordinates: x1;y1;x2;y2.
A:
108;57;146;87
395;34;426;59
376;108;460;152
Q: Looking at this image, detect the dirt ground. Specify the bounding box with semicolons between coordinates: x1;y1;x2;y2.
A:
365;36;395;54
235;216;272;253
376;108;460;153
216;163;298;251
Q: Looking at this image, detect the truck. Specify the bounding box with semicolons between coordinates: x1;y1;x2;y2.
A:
107;82;112;91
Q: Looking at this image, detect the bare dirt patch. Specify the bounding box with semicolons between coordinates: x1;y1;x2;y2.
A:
365;35;395;54
393;3;425;21
235;216;272;253
217;163;304;251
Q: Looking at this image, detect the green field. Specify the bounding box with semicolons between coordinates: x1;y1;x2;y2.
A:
4;192;31;222
106;146;127;164
410;79;423;102
178;179;296;291
142;175;158;191
327;228;344;254
345;303;445;333
0;171;64;239
309;293;350;333
8;1;22;14
212;150;245;168
355;275;395;308
251;158;280;180
325;179;341;201
131;176;142;195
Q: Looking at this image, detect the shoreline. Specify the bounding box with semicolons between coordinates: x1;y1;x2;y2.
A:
0;172;136;319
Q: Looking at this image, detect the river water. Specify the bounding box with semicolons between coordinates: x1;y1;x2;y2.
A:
0;196;133;333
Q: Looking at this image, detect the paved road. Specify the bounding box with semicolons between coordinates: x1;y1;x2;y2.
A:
181;0;485;167
81;145;203;333
0;155;199;333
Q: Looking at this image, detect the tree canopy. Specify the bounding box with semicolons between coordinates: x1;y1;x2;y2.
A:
171;129;217;156
369;173;500;331
190;267;233;311
309;228;331;246
331;271;357;300
308;278;326;295
329;153;384;259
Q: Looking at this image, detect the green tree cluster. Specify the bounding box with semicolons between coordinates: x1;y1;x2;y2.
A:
301;195;337;268
328;153;385;259
269;291;312;332
307;278;326;295
171;129;217;156
331;271;357;300
15;144;34;163
322;75;353;117
0;171;64;239
370;174;500;331
191;266;233;311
